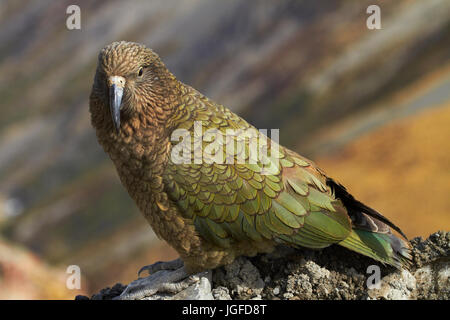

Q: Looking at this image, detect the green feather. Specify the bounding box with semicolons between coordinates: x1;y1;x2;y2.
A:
194;218;230;248
272;201;303;229
307;188;336;212
266;210;294;235
286;177;309;196
275;191;307;216
255;215;273;239
339;229;412;269
241;195;260;215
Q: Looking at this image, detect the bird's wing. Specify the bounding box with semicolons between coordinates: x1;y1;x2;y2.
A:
164;91;352;249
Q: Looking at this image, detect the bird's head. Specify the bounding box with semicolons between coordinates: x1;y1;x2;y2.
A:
90;41;179;133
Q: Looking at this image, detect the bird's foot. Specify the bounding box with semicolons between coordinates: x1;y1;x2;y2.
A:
137;257;184;278
116;262;205;300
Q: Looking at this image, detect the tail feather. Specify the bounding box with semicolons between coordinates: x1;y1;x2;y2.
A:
326;177;412;269
339;229;412;269
327;178;409;241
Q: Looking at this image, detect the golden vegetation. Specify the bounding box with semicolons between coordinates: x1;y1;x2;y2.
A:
0;237;88;299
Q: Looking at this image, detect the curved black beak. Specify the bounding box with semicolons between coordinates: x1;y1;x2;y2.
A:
108;76;125;133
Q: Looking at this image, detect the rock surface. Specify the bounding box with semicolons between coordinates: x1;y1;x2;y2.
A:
80;231;449;300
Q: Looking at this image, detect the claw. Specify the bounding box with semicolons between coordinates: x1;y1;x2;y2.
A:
137;258;184;278
137;263;160;277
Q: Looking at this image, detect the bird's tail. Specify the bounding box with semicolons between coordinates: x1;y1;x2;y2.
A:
338;229;412;269
326;178;412;269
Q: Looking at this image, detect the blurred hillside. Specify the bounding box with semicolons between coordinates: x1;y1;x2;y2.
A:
0;236;87;299
316;68;450;238
0;0;449;297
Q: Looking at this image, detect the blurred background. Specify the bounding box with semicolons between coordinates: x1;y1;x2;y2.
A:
0;0;449;299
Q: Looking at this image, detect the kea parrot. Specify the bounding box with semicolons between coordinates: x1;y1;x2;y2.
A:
89;41;411;299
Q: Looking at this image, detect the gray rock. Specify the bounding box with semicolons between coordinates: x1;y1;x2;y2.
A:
367;269;416;300
172;272;213;300
87;231;449;300
213;257;265;299
211;286;232;300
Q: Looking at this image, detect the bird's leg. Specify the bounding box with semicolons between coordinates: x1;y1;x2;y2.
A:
116;262;207;300
137;257;184;277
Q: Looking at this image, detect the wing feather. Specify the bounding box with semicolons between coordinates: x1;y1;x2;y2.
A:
164;88;352;249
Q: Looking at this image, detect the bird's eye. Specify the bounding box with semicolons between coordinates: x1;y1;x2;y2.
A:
138;67;144;77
